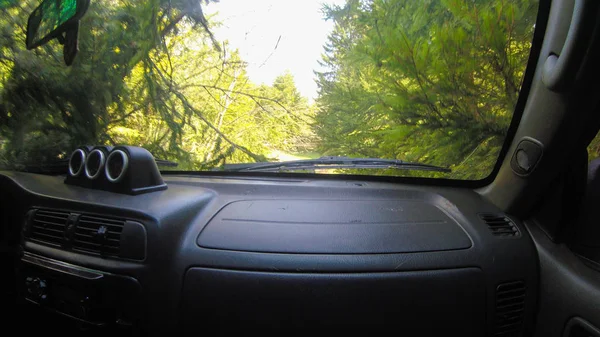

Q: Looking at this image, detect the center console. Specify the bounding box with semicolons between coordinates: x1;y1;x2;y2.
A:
18;252;141;333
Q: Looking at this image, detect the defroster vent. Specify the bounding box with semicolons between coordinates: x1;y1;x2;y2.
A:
28;209;70;246
480;213;520;237
73;214;125;257
495;281;526;337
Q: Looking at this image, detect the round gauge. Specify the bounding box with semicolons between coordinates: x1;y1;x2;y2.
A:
85;149;106;180
68;149;86;177
105;150;129;183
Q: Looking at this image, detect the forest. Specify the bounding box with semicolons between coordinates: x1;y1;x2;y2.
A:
0;0;542;180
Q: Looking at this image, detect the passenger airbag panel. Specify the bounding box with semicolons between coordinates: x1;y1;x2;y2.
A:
197;199;471;253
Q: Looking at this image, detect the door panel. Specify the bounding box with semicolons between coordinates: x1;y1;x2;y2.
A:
527;221;600;337
482;0;600;335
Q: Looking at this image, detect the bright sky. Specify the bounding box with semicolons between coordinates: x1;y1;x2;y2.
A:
204;0;347;101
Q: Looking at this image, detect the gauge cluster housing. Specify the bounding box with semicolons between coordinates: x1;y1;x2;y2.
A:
64;145;167;195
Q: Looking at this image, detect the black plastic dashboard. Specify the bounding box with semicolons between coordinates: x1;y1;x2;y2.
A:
0;170;539;335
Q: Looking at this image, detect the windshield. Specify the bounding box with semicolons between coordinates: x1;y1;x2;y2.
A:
0;0;539;180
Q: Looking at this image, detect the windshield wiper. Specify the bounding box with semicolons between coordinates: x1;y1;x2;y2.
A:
221;156;451;173
154;158;179;168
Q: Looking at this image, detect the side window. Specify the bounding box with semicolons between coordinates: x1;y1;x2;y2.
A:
588;132;600;162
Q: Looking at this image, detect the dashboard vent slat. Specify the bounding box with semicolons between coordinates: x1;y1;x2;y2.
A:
26;209;127;259
79;215;125;225
480;213;519;237
79;220;124;228
24;208;145;260
31;225;64;235
72;215;125;257
77;224;122;232
494;281;526;337
29;209;69;246
33;219;67;229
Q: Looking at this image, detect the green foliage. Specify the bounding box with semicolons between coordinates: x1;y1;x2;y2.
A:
0;0;538;180
0;0;313;169
588;131;600;163
316;0;538;179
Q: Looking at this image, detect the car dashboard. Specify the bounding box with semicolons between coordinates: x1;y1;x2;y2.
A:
0;170;538;335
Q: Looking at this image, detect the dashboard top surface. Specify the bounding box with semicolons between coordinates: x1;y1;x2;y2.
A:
1;170;540;336
1;170;535;274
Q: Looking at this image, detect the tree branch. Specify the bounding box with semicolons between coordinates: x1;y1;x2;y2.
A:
173;90;265;162
179;83;314;126
144;57;264;162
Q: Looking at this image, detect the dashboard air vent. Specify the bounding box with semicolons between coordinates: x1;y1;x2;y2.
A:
495;281;526;337
73;214;125;257
480;213;519;237
29;209;69;246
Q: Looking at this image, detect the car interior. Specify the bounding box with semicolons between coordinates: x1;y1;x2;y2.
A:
2;0;600;336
